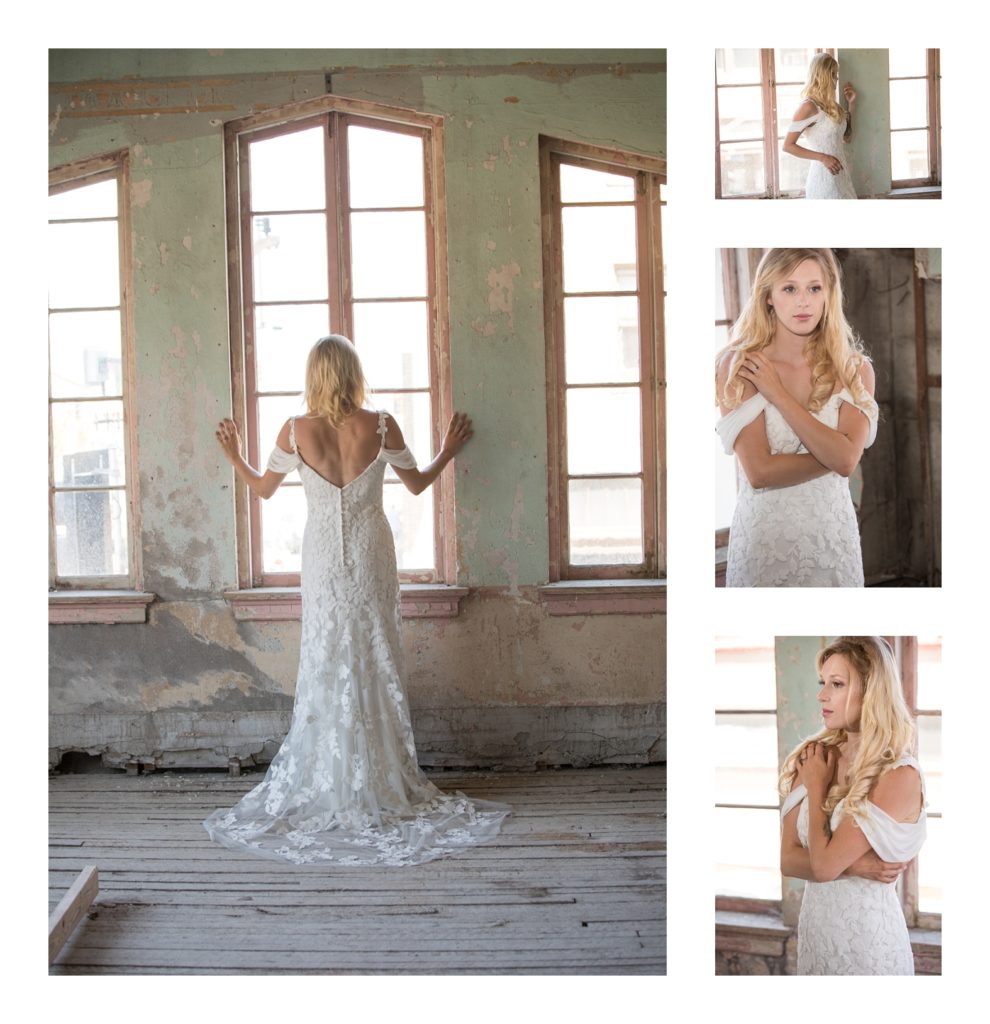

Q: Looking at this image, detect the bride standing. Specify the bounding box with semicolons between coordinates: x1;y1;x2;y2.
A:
205;335;510;866
783;53;858;199
715;248;878;587
779;637;926;974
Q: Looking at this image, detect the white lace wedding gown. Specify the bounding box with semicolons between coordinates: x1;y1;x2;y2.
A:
716;388;878;587
787;101;857;199
780;755;926;975
204;411;510;866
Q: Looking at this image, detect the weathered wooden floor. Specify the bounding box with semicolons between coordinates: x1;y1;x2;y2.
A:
50;765;665;975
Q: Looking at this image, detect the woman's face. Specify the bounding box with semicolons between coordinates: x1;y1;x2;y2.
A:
818;653;863;731
767;259;826;337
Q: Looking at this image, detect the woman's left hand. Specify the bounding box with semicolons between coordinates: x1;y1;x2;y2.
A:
736;351;786;404
797;741;837;795
843;82;857;107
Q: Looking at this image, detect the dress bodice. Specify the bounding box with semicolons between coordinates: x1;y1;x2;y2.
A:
787;101;848;159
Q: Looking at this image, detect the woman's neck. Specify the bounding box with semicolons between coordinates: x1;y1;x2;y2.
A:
841;730;862;762
765;330;809;366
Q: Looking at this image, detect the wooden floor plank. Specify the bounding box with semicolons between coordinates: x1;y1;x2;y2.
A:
49;765;665;975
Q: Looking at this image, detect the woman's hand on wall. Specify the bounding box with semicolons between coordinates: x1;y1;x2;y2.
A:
216;418;243;463
441;412;474;456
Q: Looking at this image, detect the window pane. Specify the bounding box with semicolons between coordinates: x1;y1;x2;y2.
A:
568;478;643;566
49;220;120;309
373;391;433;472
719;141;765;196
777;83;808;129
715;252;727;320
774;48;815;84
55;489;128;577
255;305;330;392
716;49;760;86
889;78;928;130
916;635;942;710
383;480;434;572
559;164;634;203
717;86;763;142
49;310;123;399
566;387;641;475
918;813;942;915
563;296;640;385
252;213;329;302
49;178;117;220
249;126;327;212
715;324;730;350
778;145;809;193
714;806;782;900
891;129;930;181
261;483;304;573
714;638;775;709
350;211;427;299
353;301;430;391
917;716;942;814
888;49;927;79
715;714;779;805
561;206;636;295
347;126;424;209
52;400;126;487
258;394;307;455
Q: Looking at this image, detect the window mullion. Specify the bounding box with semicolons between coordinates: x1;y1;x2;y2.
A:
326;113;346;336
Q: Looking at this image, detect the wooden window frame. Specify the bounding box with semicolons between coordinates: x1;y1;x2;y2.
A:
48;150;142;594
715;48;831;200
540;135;665;582
889;49;942;189
223;95;454;590
715;636;941;934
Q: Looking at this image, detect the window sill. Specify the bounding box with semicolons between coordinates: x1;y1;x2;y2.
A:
538;579;666;615
885;186;941;199
49;590;156;625
224;584;470;621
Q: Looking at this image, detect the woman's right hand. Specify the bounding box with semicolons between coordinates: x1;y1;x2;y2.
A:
441;412;474;456
844;849;907;884
216;418;243;463
820;153;843;175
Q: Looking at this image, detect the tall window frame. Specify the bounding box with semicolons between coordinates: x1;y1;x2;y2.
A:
715;635;941;936
224;96;454;589
715;48;832;199
539;135;665;581
889;49;942;189
48;151;140;592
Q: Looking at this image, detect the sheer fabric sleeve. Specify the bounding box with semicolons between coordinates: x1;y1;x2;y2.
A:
716;393;769;454
376;410;417;469
835;388;879;448
781;784;806;821
786;112;819;133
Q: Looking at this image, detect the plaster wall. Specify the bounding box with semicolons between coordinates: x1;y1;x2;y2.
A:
836;49;892;198
48;50;666;769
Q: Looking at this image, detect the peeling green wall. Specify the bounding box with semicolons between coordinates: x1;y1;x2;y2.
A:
48;49;666;768
836;49;892;197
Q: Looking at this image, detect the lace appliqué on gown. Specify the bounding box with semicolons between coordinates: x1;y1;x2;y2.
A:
204;411;510;866
781;756;926;975
787;102;857;199
717;388;878;587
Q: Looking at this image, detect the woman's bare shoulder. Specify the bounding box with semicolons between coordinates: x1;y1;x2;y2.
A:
792;99;818;122
870;763;922;820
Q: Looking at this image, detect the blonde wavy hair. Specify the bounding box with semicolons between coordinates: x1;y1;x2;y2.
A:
715;248;873;413
802;52;844;122
304;335;368;427
779;637;916;822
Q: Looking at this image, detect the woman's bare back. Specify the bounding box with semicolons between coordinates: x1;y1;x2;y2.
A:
286;409;383;488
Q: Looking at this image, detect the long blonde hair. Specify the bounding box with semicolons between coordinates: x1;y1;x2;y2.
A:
802;52;844;122
779;637;916;821
715;248;873;413
304;335;368;427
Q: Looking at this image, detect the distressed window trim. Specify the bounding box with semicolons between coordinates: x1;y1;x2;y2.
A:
49;590;155;625
715;48;832;200
224;583;469;622
538;579;666;616
223;95;454;591
540;134;666;582
49;150;143;593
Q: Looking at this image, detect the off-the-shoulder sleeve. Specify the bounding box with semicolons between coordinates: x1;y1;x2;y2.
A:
781;784;806;821
266;445;301;474
847;757;927;861
835;388;879;448
381;445;417;470
786;112;819;133
716;393;769;454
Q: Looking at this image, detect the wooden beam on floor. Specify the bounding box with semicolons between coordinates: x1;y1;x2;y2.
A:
49;864;98;964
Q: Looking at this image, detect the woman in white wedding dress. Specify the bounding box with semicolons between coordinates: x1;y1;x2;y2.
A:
716;248;878;587
204;335;510;866
779;637;926;975
782;52;858;199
